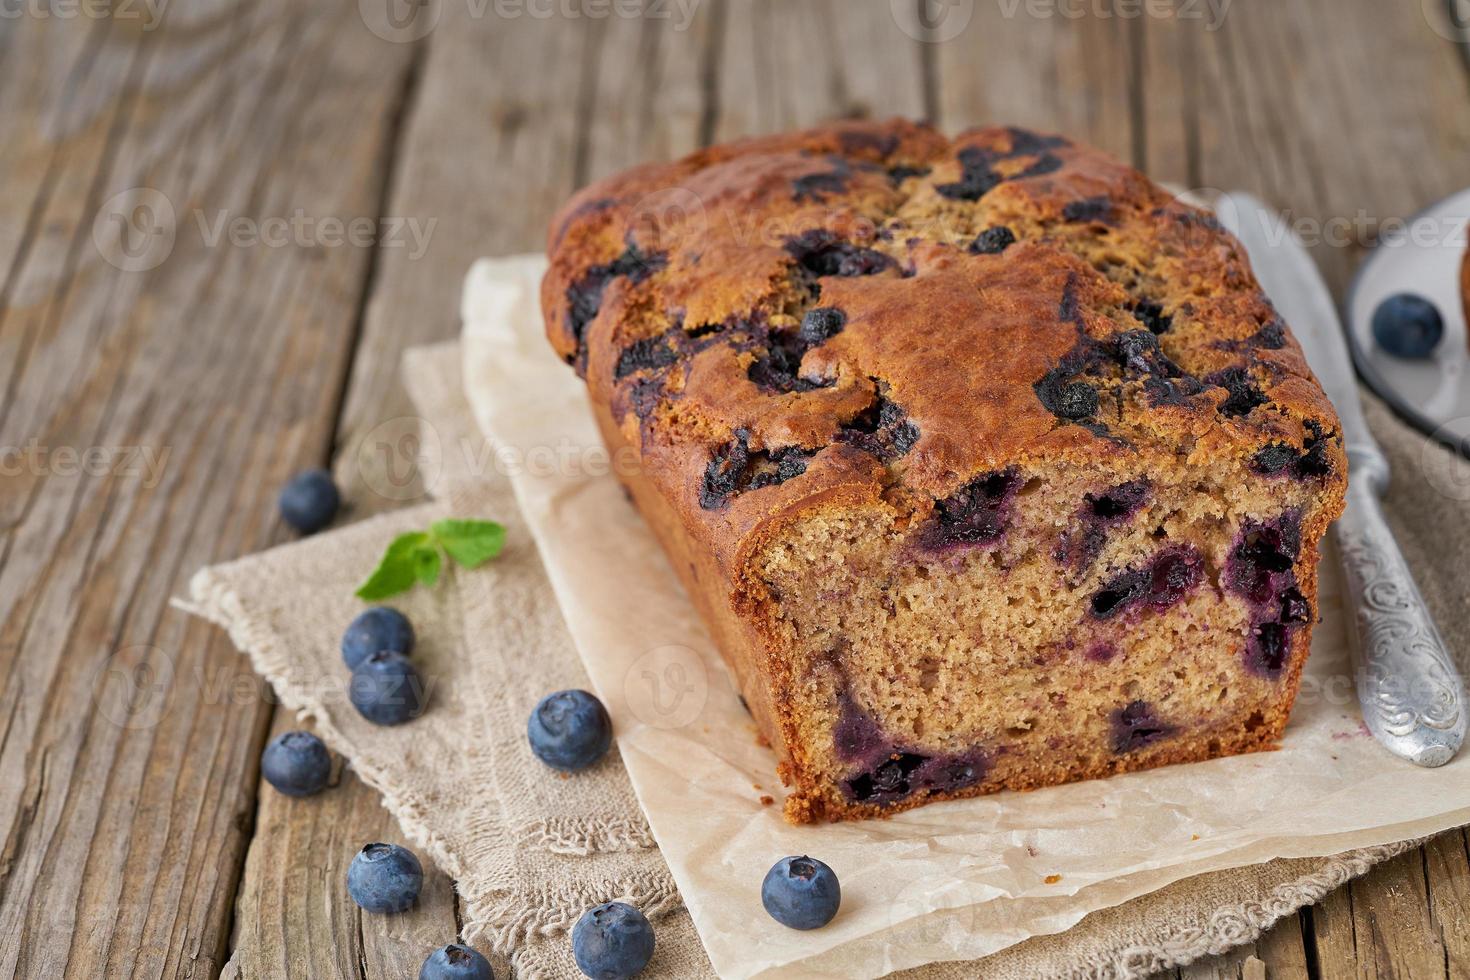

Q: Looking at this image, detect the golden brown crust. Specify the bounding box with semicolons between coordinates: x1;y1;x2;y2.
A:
543;119;1341;577
781;724;1283;825
542;119;1347;822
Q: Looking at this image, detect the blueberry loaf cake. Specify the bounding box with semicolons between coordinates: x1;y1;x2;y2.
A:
541;120;1346;823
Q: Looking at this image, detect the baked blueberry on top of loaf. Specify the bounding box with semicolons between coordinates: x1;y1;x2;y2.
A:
541;120;1347;823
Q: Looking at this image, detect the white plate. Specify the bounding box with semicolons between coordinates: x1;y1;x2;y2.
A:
1345;188;1470;454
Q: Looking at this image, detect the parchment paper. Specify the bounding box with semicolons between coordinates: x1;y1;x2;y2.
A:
458;254;1470;979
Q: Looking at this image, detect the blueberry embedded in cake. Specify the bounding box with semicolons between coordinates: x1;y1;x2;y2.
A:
541;119;1347;823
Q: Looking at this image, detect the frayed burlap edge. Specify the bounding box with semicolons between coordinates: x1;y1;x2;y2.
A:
182;329;1470;977
1142;844;1418;970
177;563;473;890
926;840;1423;980
179;562;1427;979
178;564;685;959
480;874;684;946
514;816;659;856
1113;843;1419;978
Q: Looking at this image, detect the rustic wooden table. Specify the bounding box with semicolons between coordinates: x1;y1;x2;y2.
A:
3;0;1468;977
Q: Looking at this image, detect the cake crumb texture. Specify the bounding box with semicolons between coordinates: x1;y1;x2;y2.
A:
543;119;1346;823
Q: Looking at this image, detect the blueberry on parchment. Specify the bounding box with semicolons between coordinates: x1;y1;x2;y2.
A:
761;855;841;930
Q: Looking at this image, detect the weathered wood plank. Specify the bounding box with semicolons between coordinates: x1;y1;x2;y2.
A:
580;1;716;182
1141;0;1470;291
1313;848;1448;980
1176;946;1266;980
1254;912;1313;979
931;0;1135;159
0;2;417;977
221;713;468;980
713;0;927;141
333;8;591;512
1173;915;1308;980
226;4;721;977
1139;1;1470;975
1425;829;1470;979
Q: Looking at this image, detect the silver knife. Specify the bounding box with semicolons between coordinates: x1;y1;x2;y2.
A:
1217;192;1466;767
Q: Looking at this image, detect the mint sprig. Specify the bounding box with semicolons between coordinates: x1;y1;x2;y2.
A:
356;518;506;600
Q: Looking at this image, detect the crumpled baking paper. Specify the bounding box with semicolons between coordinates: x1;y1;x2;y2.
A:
457;254;1470;980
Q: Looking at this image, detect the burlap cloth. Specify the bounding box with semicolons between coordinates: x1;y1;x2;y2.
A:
180;338;1469;979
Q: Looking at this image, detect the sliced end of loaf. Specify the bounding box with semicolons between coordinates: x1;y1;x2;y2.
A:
746;455;1335;823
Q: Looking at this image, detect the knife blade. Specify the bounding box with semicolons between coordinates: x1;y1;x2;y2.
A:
1216;192;1466;767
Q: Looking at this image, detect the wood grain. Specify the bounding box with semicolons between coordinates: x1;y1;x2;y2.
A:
931;0;1135;159
3;1;1470;977
712;0;926;140
225;2;728;976
1141;0;1470;291
0;1;418;977
221;5;588;977
1138;0;1470;975
221;711;468;980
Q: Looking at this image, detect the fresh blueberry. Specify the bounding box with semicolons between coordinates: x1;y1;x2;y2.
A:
347;842;423;913
1371;293;1443;359
260;730;332;797
419;943;494;980
342;606;415;669
278;468;340;534
761;855;841;930
969;226;1016;255
350;651;427;725
1054;382;1099;421
797;307;846;345
528;689;612;771
571;902;655;979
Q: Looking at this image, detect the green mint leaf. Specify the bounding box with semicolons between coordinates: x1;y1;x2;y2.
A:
356;531;433;600
429;518;506;569
354;518;505;601
414;544;442;587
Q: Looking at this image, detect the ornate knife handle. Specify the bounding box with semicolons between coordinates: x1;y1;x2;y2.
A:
1334;447;1466;767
